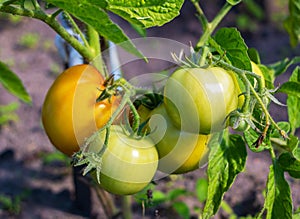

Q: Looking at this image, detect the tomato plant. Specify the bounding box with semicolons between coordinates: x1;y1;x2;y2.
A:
164;66;240;134
42;64;119;156
86;125;158;196
149;104;210;174
1;0;300;219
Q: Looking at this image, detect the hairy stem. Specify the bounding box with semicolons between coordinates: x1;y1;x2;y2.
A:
190;0;208;29
215;59;286;137
195;2;233;49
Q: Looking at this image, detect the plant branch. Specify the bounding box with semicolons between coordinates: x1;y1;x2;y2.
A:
190;0;208;29
195;2;233;49
214;58;287;138
62;11;90;49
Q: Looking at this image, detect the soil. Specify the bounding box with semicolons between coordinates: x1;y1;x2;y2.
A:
0;1;300;219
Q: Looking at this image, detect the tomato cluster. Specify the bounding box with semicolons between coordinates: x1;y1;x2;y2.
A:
42;63;263;195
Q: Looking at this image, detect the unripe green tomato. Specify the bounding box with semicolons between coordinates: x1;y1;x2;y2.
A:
229;116;250;132
149;104;210;174
88;125;158;195
164;67;240;134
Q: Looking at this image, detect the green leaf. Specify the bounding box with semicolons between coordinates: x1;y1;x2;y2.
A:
0;61;31;103
244;128;270;152
258;64;274;89
247;48;261;64
268;56;300;77
168;188;188;201
271;122;290;138
0;102;19;125
106;0;184;28
278;81;300;98
284;0;300;47
0;0;21;7
288;135;300;160
226;0;242;6
263;162;292;219
203;133;247;218
151;190;167;206
130;23;147;37
213;27;251;71
46;0;145;59
278;152;300;178
294;213;300;219
196;178;208;202
287;67;300;132
172;202;190;219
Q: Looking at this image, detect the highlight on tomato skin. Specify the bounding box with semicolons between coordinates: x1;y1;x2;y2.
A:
41;64;119;156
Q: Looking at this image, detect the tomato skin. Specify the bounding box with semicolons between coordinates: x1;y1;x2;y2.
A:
149;104;210;174
164;67;239;134
251;61;265;87
42;64;118;156
88;125;158;195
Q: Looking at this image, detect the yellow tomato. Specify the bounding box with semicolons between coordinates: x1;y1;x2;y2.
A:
149;104;210;174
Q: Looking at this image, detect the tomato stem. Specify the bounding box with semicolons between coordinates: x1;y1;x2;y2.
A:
215;59;287;139
121;196;133;219
93;185;119;218
199;46;209;66
86;25;105;73
195;2;233;49
190;0;208;29
62;12;90;50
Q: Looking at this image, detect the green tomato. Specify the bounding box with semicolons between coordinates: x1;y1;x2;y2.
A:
88;125;158;195
229;115;250;132
149;104;210;174
164;67;240;134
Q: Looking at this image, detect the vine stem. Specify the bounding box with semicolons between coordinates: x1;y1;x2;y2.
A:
87;25;104;73
122;196;133;219
215;59;286;137
190;0;208;29
62;11;90;49
0;5;95;61
195;2;233;49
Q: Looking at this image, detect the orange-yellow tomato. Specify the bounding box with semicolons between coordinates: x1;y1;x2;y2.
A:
42;64;119;156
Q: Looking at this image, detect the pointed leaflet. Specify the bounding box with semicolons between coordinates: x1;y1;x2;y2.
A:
268;56;300;77
284;0;300;47
286;67;300;132
0;61;31;103
278;81;300;98
106;0;184;28
212;27;251;71
278;152;300;179
226;0;241;6
203;133;247;218
46;0;144;59
263;161;292;219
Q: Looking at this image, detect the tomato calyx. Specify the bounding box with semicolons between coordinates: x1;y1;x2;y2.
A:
228;110;256;132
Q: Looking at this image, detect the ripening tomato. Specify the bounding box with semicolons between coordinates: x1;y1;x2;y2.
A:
88;125;158;195
42;64;119;156
149;104;210;174
164;67;240;134
251;61;265;87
